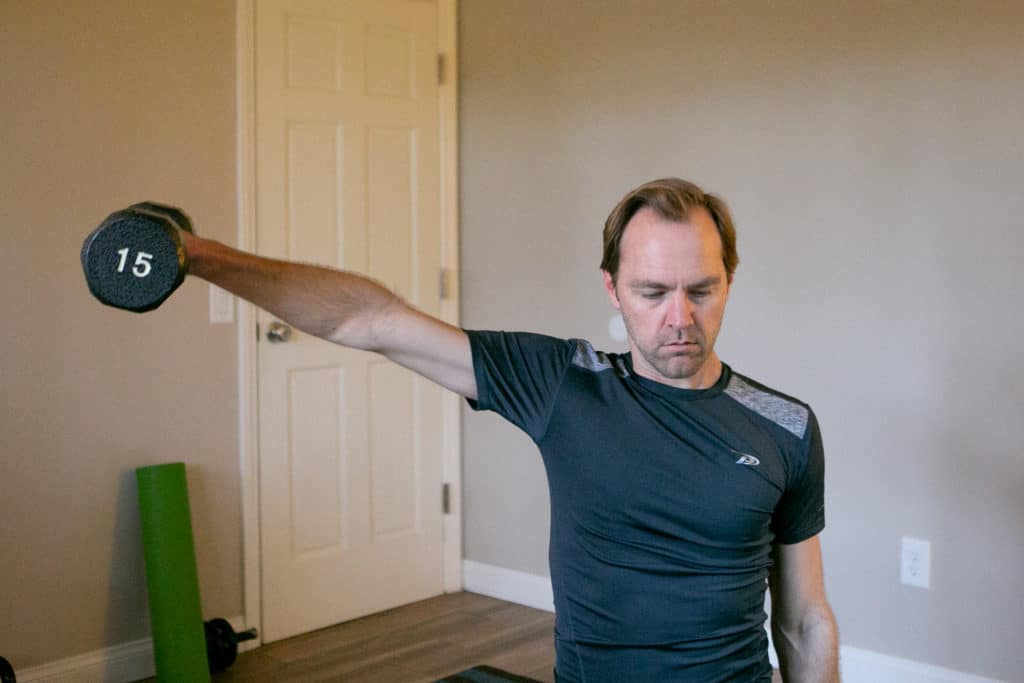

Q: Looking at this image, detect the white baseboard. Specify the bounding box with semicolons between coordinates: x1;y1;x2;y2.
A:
15;616;248;683
839;646;1006;683
15;638;154;683
460;560;1004;683
463;559;554;613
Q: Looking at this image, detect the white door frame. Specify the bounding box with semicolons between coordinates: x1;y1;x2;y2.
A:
233;0;461;645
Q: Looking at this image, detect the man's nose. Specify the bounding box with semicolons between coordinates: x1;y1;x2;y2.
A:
666;292;694;328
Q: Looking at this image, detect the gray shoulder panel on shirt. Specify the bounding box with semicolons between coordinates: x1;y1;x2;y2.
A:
724;374;809;438
571;339;630;377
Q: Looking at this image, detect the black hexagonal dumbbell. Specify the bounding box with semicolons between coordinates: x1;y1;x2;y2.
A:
80;202;193;312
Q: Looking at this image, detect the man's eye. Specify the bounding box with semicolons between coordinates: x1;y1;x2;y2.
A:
690;290;710;300
641;292;664;300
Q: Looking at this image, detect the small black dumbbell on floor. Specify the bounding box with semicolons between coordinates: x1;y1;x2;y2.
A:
205;618;258;672
0;656;16;683
80;202;193;312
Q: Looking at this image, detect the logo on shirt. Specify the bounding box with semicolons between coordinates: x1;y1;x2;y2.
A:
735;453;761;466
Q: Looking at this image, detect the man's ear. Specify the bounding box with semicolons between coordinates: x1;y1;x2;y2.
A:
602;270;621;310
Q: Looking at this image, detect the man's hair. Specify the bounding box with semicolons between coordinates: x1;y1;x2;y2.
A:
601;177;739;284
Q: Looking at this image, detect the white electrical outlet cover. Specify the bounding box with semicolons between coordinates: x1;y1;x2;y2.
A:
209;284;235;324
900;536;931;589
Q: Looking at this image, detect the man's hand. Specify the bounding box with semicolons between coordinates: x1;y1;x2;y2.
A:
185;233;477;399
769;535;840;682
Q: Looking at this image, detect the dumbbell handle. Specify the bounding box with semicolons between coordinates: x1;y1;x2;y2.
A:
234;627;258;644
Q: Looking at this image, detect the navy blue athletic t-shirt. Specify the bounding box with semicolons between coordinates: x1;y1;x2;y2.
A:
465;331;826;683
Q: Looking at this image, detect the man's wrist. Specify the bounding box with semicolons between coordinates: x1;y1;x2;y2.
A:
181;231;215;277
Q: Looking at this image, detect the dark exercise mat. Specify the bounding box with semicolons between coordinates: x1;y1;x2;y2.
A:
434;664;544;683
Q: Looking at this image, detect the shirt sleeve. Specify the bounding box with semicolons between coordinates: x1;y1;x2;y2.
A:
464;330;576;442
771;407;826;545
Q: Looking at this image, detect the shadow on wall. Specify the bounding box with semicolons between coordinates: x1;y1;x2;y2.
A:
931;358;1022;663
105;467;149;676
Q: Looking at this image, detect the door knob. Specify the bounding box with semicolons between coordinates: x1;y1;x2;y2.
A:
266;321;293;343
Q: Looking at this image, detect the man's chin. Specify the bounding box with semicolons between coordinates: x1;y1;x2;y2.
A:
649;356;704;381
658;366;701;380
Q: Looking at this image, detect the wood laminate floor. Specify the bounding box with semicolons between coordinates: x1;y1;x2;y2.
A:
141;592;782;682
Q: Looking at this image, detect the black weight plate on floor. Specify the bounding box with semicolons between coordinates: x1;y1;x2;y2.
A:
0;656;15;683
205;618;238;672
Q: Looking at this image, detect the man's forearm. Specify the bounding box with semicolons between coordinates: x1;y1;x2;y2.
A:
772;608;840;682
185;233;399;348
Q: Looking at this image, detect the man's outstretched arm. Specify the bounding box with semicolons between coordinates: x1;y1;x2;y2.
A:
184;232;476;399
769;535;840;682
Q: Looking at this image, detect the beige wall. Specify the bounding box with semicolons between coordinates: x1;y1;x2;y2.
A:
460;1;1023;680
1;1;240;668
4;1;1022;679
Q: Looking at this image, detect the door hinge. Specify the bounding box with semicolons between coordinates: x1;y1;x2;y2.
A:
439;267;450;300
255;322;261;342
437;52;446;85
442;483;451;515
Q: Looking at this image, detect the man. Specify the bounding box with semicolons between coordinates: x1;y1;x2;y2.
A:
184;177;839;682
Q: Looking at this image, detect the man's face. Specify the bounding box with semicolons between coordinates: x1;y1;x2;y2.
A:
603;206;732;389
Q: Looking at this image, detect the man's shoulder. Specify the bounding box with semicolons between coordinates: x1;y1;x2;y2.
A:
722;368;812;440
466;332;634;375
465;329;572;353
464;329;586;373
566;338;630;377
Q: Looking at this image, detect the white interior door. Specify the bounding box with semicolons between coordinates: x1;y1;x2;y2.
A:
255;0;444;643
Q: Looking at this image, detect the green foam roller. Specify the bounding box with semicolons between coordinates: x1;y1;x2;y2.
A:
136;463;211;683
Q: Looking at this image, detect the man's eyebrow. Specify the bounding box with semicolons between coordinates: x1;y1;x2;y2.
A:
628;276;722;290
686;276;722;290
629;279;669;290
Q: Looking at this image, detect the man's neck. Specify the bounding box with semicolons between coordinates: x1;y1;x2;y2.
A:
632;352;724;390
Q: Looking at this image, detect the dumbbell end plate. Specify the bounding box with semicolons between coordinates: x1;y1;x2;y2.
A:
81;211;188;313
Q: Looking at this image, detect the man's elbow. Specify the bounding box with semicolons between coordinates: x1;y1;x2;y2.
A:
772;605;839;680
772;604;838;664
774;602;836;634
327;294;404;351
